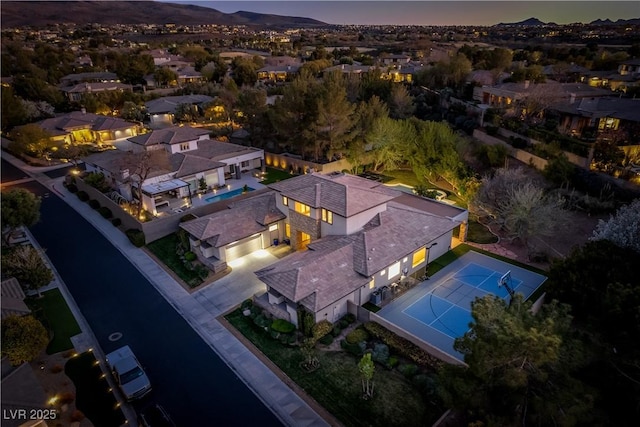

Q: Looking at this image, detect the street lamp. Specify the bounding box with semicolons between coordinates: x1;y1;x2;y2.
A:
424;242;438;280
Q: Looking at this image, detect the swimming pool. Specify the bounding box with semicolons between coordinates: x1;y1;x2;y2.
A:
205;187;254;203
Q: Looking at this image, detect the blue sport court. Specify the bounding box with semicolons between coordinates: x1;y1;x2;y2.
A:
376;251;547;362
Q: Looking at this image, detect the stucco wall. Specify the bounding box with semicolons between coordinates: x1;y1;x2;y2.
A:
264;152;352;175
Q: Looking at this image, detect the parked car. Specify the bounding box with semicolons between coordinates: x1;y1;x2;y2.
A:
105;345;152;401
138;404;176;427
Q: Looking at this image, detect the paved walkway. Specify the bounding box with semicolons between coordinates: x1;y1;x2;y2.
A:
2;152;331;427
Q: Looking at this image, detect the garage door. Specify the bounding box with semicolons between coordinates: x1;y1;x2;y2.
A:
225;235;262;261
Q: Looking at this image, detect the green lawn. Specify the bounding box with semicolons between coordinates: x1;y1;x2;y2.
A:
383;169;420;186
146;233;203;287
261;167;296;185
65;352;125;427
225;310;444;427
26;289;81;354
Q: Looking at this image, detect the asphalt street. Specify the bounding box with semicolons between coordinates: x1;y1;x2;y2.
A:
18;180;282;426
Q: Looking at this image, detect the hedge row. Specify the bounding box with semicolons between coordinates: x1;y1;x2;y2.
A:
363;322;443;369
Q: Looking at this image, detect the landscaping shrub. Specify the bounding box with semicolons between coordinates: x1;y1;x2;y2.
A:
339;319;350;329
341;313;356;324
346;328;369;344
253;314;268;328
271;319;296;334
364;322;443;369
67;184;78;193
270;330;281;340
371;343;390;365
98;206;112;219
125;229;145;248
76;191;89;201
388;356;399;368
312;320;333;340
412;374;437;395
184;251;196;262
340;339;366;356
111;218;121;227
318;334;334;345
398;363;418;379
331;324;342;337
241;299;253;310
88;199;100;209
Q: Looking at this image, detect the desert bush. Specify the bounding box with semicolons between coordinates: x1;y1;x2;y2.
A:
271;319;296;334
98;206;112;218
318;334;334;345
371;343;390;364
76;191;89;201
125;229;145;247
184;251;196;262
341;313;356;324
346;328;369;344
398;363;418;379
88;199;100;209
331;324;342;337
66;183;78;193
311;320;333;340
111;218;122;227
340;339;366;356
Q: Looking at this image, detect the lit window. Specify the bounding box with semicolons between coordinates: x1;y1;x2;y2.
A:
321;208;333;224
380;270;386;277
269;224;278;232
285;223;290;238
412;247;426;268
282;196;288;206
294;201;310;216
369;279;375;289
388;262;401;279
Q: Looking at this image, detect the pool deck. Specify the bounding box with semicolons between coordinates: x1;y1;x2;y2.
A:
376;251;547;362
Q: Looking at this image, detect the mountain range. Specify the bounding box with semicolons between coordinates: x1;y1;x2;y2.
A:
496;16;640;26
0;1;327;28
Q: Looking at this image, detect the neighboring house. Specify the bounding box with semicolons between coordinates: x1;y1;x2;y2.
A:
618;58;640;76
84;126;264;214
323;63;373;78
60;81;134;102
59;71;119;86
35;110;141;145
479;81;611;109
380;54;411;66
145;95;214;127
1;278;31;320
257;64;301;82
552;96;640;143
180;172;468;325
1;358;49;427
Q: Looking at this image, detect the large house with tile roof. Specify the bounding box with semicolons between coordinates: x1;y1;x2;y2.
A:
35;110;141;145
145;95;214;128
180;172;468;324
83;126;264;215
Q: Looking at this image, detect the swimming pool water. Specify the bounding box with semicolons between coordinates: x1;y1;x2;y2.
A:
205;187;254;203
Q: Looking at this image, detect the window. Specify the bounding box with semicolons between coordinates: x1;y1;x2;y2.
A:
285;223;290;238
321;208;333;224
268;224;278;232
369;279;375;289
412;247;426;268
388;262;401;279
282;196;288;206
241;161;250;167
179;143;190;151
294;201;310;216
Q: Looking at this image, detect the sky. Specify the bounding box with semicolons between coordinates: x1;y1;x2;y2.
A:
163;1;640;26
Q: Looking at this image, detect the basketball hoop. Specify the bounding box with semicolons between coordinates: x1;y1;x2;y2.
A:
498;270;516;300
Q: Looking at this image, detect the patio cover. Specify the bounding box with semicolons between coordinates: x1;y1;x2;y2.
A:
141;179;189;196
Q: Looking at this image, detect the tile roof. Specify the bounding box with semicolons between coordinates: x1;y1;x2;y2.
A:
256;201;460;312
128;126;210;146
145;95;213;114
169;153;225;178
186;139;264;162
83;149;173;181
551;96;640;122
38;111;137;133
268;173;401;217
180;192;286;247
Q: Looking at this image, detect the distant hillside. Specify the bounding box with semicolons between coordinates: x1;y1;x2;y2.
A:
0;0;327;28
495;17;549;27
590;18;640;26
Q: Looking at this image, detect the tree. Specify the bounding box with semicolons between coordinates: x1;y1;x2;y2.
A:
300;320;333;371
358;353;375;399
1;188;41;243
174;103;199;123
231;57;259;87
388;84;415;119
545;240;640;424
366;117;412;171
1;315;49;366
2;246;54;297
1;86;28;131
591;139;625;172
153;67;178;88
314;71;356;160
236;88;268;146
126;151;171;217
9;124;54;158
121;101;146;122
543;153;576;186
590;199;640;253
471;168;566;251
439;294;593;426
